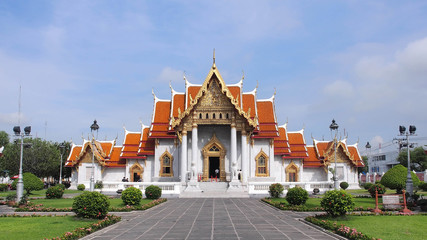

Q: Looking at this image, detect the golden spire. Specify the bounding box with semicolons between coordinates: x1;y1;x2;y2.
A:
212;48;216;69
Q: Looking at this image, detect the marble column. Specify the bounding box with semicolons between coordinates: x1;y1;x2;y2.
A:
241;130;247;183
191;123;198;182
180;130;187;183
230;121;237;181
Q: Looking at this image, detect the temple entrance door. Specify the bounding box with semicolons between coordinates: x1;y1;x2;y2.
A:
209;157;220;179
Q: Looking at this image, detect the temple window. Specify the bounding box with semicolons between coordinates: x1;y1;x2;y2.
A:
255;150;269;177
160;151;173;177
213;113;216;119
206;113;209;119
199;113;202;119
219;113;222;119
285;161;299;182
226;113;229;119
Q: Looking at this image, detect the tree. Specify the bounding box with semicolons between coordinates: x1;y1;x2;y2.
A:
397;147;427;172
358;156;369;174
0;131;9;147
11;172;44;194
380;164;420;193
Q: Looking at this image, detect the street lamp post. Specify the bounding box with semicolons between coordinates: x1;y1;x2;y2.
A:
329;119;339;190
399;125;416;199
89;120;99;192
59;144;65;184
365;142;371;183
13;126;31;203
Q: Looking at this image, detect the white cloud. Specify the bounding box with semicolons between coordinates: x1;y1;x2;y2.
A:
156;67;183;84
323;80;354;98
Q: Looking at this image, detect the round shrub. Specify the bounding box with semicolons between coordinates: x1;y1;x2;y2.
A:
72;191;110;219
418;182;427;191
363;182;373;190
380;165;420;193
95;180;103;189
77;184;86;191
368;183;386;198
321;190;355;217
145;185;162;199
269;183;284;198
285;187;308;205
0;183;8;192
11;173;44;194
121;187;143;205
339;181;349;190
56;183;66;191
46;186;64;199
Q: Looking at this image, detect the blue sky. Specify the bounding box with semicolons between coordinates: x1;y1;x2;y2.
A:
1;1;427;154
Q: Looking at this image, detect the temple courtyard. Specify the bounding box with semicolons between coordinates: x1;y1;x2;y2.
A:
80;198;338;240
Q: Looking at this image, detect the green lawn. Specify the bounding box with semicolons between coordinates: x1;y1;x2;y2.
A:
30;197;153;209
270;197;377;209
0;189;82;198
0;216;98;240
323;215;427;240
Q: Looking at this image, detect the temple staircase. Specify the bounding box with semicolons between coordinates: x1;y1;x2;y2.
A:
180;181;249;198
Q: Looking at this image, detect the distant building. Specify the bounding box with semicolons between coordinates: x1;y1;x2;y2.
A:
368;150;399;174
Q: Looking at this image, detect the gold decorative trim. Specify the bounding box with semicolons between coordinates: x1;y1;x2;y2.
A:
202;134;226;181
159;150;173;177
171;65;257;129
255;149;269;177
130;161;144;182
285;161;299;182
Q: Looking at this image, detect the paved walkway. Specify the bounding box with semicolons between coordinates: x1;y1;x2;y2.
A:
82;199;339;240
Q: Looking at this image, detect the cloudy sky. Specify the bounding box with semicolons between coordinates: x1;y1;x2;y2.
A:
1;1;427;154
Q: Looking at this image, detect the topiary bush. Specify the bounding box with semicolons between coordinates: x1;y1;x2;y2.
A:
72;191;110;219
380;165;420;193
56;183;66;191
285;187;308;205
418;182;427;191
320;190;355;217
368;183;386;198
77;184;86;191
145;185;162;199
363;182;373;190
11;173;44;194
95;180;103;189
269;183;284;198
121;187;143;205
340;181;349;190
46;186;64;199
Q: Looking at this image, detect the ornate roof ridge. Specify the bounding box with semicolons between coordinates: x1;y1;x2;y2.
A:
257;94;275;102
243;88;257;95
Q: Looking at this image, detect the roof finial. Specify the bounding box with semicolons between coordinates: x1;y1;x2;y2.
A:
274;87;277;96
256;80;259;90
241;70;245;80
212;48;216;69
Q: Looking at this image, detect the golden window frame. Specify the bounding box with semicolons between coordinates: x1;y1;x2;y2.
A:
285;161;299;182
255;150;269;177
159;150;173;177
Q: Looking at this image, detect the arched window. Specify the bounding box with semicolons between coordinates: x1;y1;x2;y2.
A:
219;113;222;119
226;113;229;119
286;161;299;182
160;151;173;177
199;113;202;119
213;113;216;119
255;150;269;177
206;113;209;119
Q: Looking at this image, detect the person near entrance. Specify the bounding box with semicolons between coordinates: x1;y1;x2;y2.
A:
215;168;219;178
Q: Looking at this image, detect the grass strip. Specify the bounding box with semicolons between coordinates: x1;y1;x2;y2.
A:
306;213;427;240
263;197;376;211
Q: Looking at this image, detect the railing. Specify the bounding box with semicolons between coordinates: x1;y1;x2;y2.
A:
100;182;181;194
248;181;333;194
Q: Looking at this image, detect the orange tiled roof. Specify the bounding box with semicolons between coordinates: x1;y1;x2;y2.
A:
287;131;308;158
172;93;185;119
187;86;201;108
274;125;290;155
308;139;364;168
347;145;364;167
139;127;155;155
65;144;82;167
254;100;278;138
121;131;143;159
228;86;241;108
242;92;256;119
304;146;324;167
65;140;125;168
150;100;175;138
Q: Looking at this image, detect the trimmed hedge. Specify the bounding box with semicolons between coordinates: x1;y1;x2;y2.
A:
380;165;420;193
269;183;284;198
285;187;308;205
320;190;355;217
340;181;349;190
77;184;85;191
46;186;64;199
121;187;143;205
145;185;162;199
11;173;44;194
418;182;427;191
72;192;110;219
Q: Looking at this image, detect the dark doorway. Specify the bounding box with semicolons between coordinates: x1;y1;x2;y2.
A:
133;172;141;182
209;157;220;179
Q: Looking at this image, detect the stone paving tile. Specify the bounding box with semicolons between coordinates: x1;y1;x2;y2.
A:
79;198;340;240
